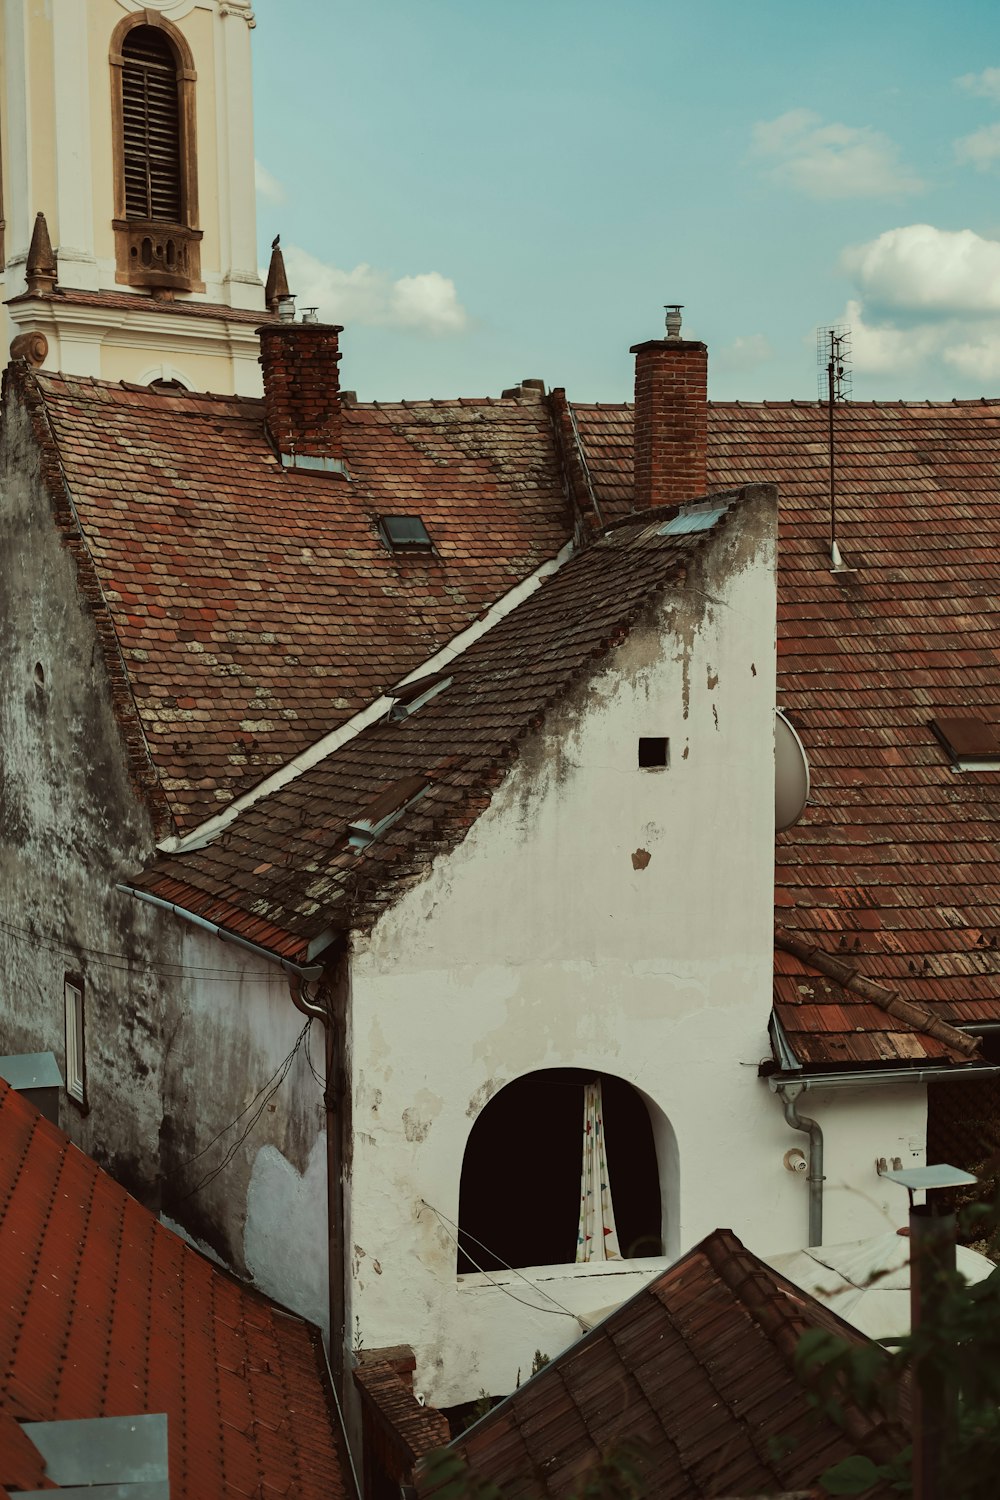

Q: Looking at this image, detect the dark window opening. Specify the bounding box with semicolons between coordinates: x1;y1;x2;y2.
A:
638;736;669;769
457;1069;661;1273
121;27;182;223
378;515;433;552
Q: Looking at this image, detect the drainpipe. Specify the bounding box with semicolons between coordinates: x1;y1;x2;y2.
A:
777;1082;824;1246
288;950;350;1395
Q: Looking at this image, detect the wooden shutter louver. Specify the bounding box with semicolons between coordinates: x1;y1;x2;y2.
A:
121;27;182;223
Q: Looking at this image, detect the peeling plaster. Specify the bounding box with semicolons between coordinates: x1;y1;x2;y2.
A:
245;1138;328;1339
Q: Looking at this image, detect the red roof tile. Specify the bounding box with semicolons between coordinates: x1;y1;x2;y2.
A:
415;1228;907;1499
0;1414;56;1491
0;1080;353;1499
132;489;766;955
773;931;978;1069
15;367;571;832
574;399;1000;1027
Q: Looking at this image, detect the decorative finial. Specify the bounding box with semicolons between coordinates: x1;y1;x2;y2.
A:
25;212;57;295
664;304;683;340
10;331;49;367
265;238;291;315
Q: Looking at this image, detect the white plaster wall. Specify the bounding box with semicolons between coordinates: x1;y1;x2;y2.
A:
345;494;815;1406
0;386;323;1321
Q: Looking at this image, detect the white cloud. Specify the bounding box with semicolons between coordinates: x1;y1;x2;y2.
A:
842;224;1000;315
955;122;1000;170
254;160;285;205
715;333;773;372
389;273;469;333
279;244;469;335
957;66;1000;102
838;225;1000;387
751;109;924;198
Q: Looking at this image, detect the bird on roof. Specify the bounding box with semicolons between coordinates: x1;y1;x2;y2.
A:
271;234;280;250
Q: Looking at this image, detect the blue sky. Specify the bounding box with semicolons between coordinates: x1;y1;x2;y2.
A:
252;0;1000;402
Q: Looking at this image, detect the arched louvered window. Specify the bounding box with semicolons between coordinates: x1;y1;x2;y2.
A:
110;15;202;293
122;27;182;223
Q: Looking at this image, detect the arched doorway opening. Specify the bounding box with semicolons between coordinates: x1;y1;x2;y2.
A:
457;1069;664;1274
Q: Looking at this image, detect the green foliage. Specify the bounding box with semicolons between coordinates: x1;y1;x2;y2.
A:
416;1439;650;1499
417;1450;505;1500
797;1190;1000;1498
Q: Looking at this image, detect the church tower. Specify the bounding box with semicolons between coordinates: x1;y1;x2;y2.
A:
0;0;265;394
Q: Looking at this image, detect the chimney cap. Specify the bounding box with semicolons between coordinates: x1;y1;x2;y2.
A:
665;304;684;339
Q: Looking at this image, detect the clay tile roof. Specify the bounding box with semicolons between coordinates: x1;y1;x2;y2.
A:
414;1228;907;1499
133;488;764;958
773;930;979;1069
574;399;1000;1029
0;1079;354;1500
0;1414;56;1491
17;367;572;833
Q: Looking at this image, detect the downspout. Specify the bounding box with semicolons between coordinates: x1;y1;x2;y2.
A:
776;1082;824;1247
289;949;350;1397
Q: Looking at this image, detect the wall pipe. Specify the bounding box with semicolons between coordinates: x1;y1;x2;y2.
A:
289;956;350;1400
776;1082;824;1247
118;883;325;980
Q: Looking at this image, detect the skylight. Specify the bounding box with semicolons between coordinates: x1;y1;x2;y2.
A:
658;500;729;536
379;515;433;552
387;670;453;721
347;775;429;850
930;716;1000;771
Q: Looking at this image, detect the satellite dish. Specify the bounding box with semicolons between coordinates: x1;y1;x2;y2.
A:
775;709;810;831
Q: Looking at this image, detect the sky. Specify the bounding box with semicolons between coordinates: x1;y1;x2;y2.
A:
251;0;1000;404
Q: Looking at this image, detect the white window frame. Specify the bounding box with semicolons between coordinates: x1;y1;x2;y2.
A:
64;976;86;1106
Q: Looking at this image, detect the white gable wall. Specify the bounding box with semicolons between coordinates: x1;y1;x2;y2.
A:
345;493;811;1405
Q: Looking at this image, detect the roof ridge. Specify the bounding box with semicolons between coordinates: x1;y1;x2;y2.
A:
774;928;979;1059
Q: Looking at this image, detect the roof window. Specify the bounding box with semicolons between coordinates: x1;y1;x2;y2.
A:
658;500;729;537
379;515;433;552
930;716;1000;770
387;670;453;721
347;775;428;850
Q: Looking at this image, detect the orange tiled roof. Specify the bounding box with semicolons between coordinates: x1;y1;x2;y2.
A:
575;398;1000;1027
0;1079;353;1500
14;367;571;832
415;1228;907;1499
132;490;764;958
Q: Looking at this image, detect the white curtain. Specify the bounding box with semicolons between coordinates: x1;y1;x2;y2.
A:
576;1079;621;1262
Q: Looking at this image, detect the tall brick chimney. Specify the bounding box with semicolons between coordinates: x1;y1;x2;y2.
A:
630;305;707;509
258;320;347;475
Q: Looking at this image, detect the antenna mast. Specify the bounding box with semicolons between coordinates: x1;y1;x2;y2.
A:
816;326;852;569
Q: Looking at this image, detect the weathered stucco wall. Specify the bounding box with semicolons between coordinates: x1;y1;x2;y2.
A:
0;388;325;1319
345;490;819;1407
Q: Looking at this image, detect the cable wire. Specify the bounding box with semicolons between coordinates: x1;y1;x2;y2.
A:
0;911;287;984
421;1199;580;1321
178;1024;311;1199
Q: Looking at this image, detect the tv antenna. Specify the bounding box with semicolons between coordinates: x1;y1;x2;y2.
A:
816;326;852;570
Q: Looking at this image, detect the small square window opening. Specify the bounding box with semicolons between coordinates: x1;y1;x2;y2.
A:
64;976;86;1107
638;737;669;770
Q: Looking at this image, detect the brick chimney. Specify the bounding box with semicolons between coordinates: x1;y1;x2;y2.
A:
258;320;347;475
630;305;707;509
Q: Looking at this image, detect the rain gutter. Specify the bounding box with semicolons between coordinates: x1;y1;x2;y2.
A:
767;1062;1000;1092
117;884;323;980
